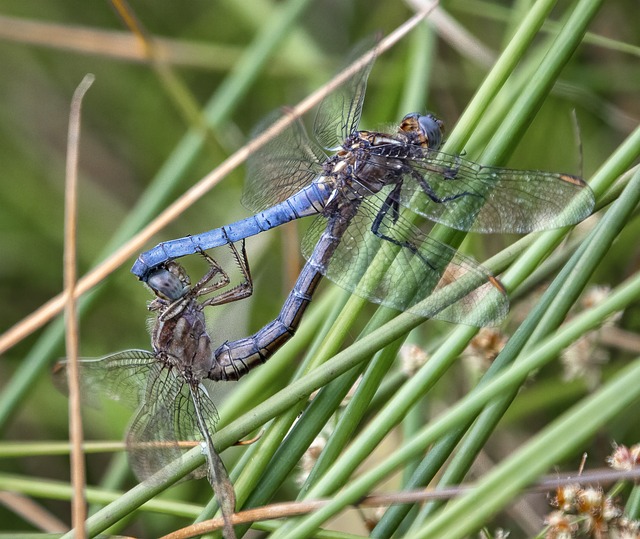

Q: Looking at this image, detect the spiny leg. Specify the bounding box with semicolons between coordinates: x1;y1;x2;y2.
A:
371;194;437;272
198;239;253;308
409;163;481;204
191;248;232;297
231;237;253;292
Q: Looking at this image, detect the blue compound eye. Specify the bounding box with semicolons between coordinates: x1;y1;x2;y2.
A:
147;267;188;301
417;113;445;150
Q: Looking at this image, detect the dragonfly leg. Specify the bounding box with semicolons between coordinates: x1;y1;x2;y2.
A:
209;210;351;381
210;265;322;380
371;193;437;271
197;240;253;309
191;249;232;297
230;237;253;295
386;183;402;223
409;168;480;204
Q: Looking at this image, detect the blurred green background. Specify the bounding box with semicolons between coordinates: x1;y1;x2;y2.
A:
0;0;638;536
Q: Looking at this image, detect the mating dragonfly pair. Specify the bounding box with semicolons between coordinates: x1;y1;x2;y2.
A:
56;45;594;538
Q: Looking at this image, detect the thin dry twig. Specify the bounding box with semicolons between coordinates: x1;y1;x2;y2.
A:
110;0;151;54
0;4;437;356
159;467;640;539
0;492;69;533
64;73;95;539
600;326;640;353
110;0;211;135
406;0;496;67
0;13;241;70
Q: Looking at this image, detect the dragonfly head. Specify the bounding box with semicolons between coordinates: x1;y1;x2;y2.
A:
399;113;445;150
146;262;191;302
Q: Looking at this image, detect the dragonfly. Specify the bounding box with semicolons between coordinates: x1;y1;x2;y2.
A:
132;44;594;337
54;241;255;539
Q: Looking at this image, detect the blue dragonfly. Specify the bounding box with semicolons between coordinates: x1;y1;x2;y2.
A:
55;242;254;539
132;46;594;335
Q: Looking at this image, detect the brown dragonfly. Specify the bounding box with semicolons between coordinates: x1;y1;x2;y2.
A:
54;241;254;539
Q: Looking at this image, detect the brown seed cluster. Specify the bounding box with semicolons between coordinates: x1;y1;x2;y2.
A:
544;445;640;538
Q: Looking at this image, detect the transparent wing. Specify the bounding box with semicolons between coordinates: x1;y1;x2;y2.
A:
52;350;156;409
313;38;378;150
190;384;236;534
126;363;218;482
301;192;508;326
243;111;325;212
126;363;184;481
363;146;595;233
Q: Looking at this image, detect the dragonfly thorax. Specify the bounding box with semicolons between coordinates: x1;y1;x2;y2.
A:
152;302;215;375
341;131;409;197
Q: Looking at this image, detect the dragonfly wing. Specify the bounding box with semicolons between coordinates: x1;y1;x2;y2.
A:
313;38;378;150
243;110;325;212
52;350;156;409
391;149;594;233
172;382;221;481
127;363;204;482
189;383;236;534
301;192;508;326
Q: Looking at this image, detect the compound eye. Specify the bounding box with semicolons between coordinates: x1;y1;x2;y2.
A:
147;268;188;301
418;114;445;150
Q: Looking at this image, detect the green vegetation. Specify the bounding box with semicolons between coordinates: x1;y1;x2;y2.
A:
0;1;638;537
